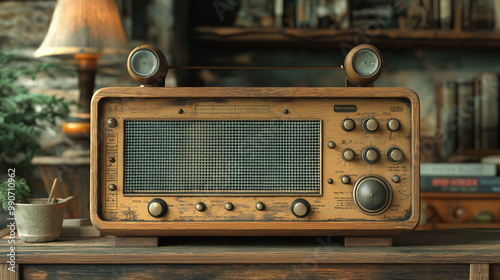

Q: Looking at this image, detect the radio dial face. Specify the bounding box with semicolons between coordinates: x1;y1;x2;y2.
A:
127;45;168;86
352;49;380;77
130;49;159;78
344;44;384;86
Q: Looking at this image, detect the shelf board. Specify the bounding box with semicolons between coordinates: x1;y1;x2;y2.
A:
192;27;500;50
422;192;500;199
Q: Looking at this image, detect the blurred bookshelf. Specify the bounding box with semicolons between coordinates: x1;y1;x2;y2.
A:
192;27;500;50
174;0;500;230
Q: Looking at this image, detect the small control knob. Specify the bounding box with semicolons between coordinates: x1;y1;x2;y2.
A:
291;199;311;218
327;141;336;149
387;118;400;131
341;175;351;184
353;176;392;215
148;198;167;218
362;147;380;164
225;202;234;211
195;202;206;212
341;118;355;131
386;146;404;164
256;202;265;211
342;148;355;162
362;118;379;132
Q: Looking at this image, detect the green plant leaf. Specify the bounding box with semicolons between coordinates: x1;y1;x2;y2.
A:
0;178;34;211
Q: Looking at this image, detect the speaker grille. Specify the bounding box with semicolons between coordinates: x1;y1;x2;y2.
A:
124;120;321;194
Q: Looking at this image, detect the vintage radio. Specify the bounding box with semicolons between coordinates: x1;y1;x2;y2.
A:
90;44;420;239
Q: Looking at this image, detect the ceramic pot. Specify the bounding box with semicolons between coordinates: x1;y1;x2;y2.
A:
15;198;67;242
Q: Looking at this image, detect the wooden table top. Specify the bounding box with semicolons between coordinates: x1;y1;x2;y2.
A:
1;229;499;265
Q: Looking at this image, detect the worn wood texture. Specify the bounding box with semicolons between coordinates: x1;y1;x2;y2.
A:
0;264;18;280
491;263;500;279
344;237;392;247
21;264;471;280
90;87;420;237
114;236;159;247
0;230;499;265
470;264;489;280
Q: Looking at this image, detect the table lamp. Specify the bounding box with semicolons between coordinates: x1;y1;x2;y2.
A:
35;0;129;148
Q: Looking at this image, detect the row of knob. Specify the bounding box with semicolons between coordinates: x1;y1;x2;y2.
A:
148;175;393;218
342;118;400;132
338;146;404;164
148;199;311;218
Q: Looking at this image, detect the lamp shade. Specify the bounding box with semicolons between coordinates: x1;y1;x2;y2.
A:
35;0;129;57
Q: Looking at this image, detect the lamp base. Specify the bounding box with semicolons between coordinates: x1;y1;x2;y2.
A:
62;113;90;157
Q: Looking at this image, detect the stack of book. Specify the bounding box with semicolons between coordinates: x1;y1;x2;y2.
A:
438;72;500;159
421;162;500;193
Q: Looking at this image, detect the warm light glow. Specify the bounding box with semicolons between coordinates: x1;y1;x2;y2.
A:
35;0;129;57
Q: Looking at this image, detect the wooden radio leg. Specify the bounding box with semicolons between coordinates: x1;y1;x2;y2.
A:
343;236;393;247
114;236;159;247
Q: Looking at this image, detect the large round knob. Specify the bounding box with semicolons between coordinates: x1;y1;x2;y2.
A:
386;146;404;164
362;118;379;132
353;176;392;215
148;198;167;218
291;199;311;218
362;147;380;164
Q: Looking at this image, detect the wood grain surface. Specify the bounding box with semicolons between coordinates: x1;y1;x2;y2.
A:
21;264;471;280
1;230;499;265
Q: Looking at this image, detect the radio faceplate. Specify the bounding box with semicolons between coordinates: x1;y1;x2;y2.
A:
91;87;420;236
